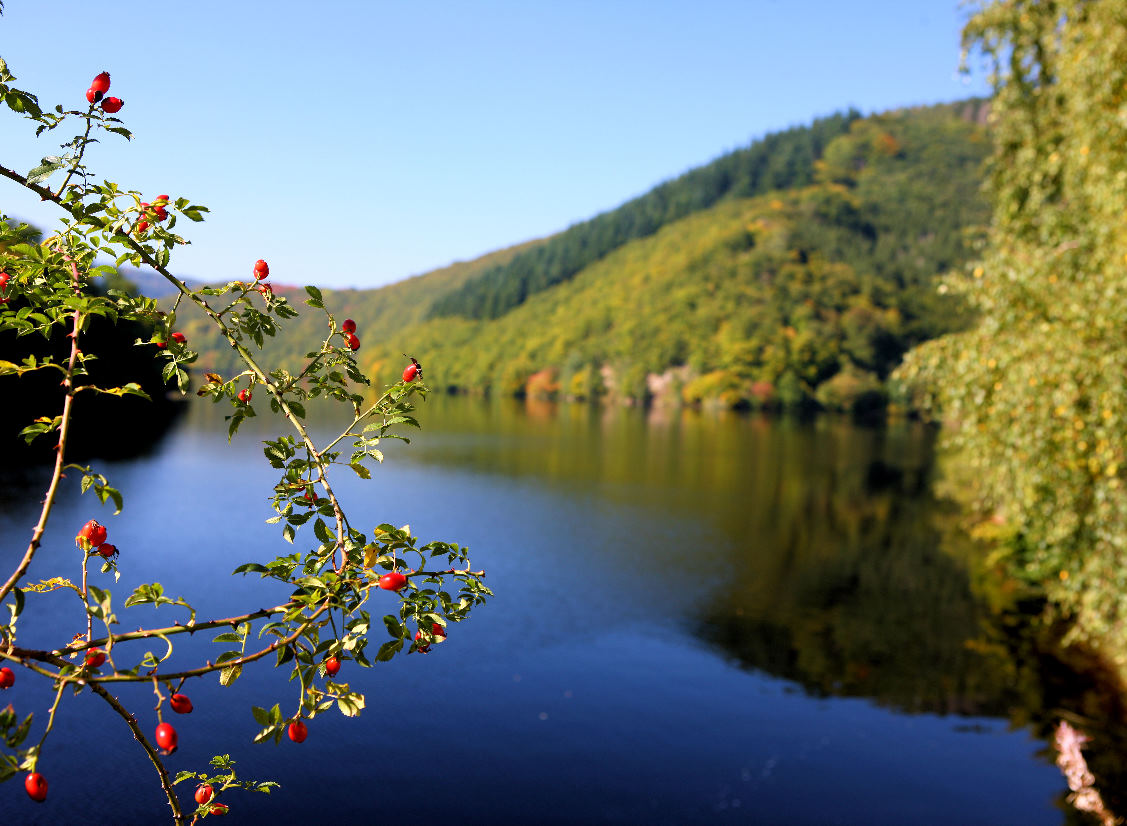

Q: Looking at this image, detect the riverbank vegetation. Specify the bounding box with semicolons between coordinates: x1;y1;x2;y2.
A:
896;0;1127;683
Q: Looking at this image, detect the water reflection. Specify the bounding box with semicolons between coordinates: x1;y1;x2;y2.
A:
405;396;1127;822
7;394;1124;823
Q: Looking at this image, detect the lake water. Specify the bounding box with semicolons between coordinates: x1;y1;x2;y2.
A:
0;394;1105;823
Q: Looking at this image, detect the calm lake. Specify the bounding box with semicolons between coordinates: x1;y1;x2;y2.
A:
0;394;1112;824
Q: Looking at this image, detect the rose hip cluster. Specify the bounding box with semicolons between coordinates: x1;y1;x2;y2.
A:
135;194;171;236
341;317;360;352
75;518;118;560
195;783;228;816
84;71;123;114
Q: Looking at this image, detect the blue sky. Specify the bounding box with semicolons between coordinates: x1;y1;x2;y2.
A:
0;1;991;290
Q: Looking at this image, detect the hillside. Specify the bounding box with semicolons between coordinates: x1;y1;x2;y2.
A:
177;237;543;377
181;101;990;411
428;110;861;321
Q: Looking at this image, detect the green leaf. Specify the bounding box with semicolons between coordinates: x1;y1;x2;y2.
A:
219;663;242;686
375;639;403;662
313;519;333;544
336;691;366;717
25;159;63;185
251;704;278;727
382;615;405;639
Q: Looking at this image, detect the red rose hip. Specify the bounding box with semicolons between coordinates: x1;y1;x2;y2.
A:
90;72;111;94
287;719;308;743
25;772;47;802
414;622;447;652
346;333;360;351
76;519;108;549
0;666;14;688
342;318;356;334
253;259;269;279
169;693;193;714
210;803;229;816
100;97;124;114
155;721;178;754
194;784;214;805
378;571;407;591
324;656;341;677
85;649;106;668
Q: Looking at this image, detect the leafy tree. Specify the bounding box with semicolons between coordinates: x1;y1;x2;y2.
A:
896;0;1127;657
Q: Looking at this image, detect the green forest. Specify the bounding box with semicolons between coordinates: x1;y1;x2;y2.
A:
182;100;990;413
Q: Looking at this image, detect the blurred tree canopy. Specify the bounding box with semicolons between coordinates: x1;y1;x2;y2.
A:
896;0;1127;661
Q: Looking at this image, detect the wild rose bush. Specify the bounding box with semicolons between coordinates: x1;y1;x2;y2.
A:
0;60;490;822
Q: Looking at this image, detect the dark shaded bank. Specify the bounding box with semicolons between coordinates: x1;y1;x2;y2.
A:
0;299;185;467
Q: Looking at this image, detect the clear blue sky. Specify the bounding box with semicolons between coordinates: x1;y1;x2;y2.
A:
0;1;992;290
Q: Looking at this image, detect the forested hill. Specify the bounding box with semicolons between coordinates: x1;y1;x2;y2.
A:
182;99;990;411
428;110;861;321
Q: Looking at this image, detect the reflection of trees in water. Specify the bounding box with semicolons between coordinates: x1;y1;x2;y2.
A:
397;396;1127;820
696;470;1018;716
691;438;1127;821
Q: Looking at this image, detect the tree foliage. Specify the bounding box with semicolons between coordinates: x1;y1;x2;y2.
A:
896;0;1127;656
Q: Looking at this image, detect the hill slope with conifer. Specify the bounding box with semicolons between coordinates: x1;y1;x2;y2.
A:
184;100;990;411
